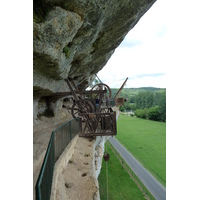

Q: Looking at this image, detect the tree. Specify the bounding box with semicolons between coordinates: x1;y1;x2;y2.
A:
153;91;166;121
158;91;166;121
134;91;166;121
119;105;125;112
124;102;130;111
129;96;135;103
135;92;154;109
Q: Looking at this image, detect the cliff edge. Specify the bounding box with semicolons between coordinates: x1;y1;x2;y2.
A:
33;0;156;199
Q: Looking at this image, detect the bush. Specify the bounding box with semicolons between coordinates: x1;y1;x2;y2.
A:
119;105;125;112
148;106;160;121
134;109;148;119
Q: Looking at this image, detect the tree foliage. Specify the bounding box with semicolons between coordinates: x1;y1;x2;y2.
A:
110;87;166;122
119;105;125;112
135;92;154;109
148;106;160;121
134;109;148;119
135;91;166;122
111;87;166;122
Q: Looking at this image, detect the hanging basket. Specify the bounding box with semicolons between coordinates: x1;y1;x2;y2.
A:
103;152;110;161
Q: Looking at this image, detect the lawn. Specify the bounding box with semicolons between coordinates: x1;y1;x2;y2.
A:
116;114;166;186
98;143;149;200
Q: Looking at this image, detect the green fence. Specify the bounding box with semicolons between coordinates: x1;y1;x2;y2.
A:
35;117;81;200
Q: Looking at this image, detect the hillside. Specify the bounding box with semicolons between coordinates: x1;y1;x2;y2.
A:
111;87;166;99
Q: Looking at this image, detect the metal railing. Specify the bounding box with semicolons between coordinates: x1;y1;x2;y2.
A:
35;117;81;200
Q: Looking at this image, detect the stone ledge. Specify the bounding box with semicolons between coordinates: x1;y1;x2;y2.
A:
50;135;79;200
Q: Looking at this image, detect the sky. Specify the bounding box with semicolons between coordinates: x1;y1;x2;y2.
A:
97;0;200;89
97;0;168;88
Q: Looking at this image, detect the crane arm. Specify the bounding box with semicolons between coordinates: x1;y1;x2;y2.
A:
113;77;128;100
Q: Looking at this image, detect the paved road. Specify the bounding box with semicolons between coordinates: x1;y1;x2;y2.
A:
109;137;166;200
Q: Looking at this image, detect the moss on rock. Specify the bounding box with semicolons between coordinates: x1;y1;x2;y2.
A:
63;46;70;58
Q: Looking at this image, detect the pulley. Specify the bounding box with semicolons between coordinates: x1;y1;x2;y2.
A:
103;152;110;161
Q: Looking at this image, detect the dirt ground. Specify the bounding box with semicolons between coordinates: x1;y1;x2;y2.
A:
53;136;100;200
33;104;119;200
33;107;101;200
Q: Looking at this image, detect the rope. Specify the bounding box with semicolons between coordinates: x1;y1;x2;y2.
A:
95;73;102;83
102;78;127;84
104;142;109;200
105;141;109;200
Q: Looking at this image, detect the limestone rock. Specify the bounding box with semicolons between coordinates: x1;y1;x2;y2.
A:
33;0;156;117
33;1;157;198
34;6;83;95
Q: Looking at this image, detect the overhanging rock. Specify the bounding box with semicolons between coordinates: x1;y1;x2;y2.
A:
33;0;157;97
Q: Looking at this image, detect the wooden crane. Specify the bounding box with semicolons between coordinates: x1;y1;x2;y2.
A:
64;78;117;137
113;77;128;106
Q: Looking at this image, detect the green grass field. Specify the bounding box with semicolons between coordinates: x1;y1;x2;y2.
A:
98;143;149;200
116;114;166;186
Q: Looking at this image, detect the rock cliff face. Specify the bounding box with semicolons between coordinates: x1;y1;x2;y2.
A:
33;1;156;199
33;0;156;118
